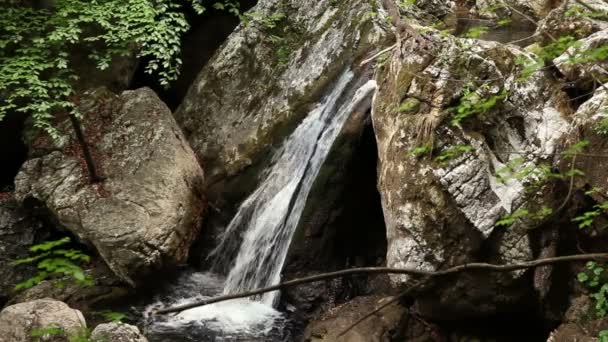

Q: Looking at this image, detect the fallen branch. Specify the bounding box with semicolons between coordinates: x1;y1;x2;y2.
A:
154;253;608;315
360;44;397;66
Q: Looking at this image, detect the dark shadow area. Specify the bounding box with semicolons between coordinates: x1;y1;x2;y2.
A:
434;312;553;341
130;0;257;110
0;113;28;191
563;82;596;110
284;117;387;274
331;122;387;269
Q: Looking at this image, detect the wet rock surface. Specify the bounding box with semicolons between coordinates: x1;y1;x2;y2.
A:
565;84;608;201
174;0;388;204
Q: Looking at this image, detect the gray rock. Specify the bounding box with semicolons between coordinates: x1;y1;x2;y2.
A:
91;323;147;342
372;31;570;315
174;0;388;203
15;88;205;286
563;83;608;202
555;29;608;90
471;0;556;19
0;299;86;342
536;0;608;46
414;0;456;19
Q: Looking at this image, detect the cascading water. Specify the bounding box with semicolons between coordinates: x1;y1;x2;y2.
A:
210;71;377;306
144;71;377;341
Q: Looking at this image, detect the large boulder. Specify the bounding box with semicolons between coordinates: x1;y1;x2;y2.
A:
555;29;608;90
91;323;148;342
0;299;86;342
371;31;571;316
564;83;608;202
174;0;388;205
15;88;205;286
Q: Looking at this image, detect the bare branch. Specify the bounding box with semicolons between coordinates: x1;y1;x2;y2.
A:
360;44;397;66
154;253;608;315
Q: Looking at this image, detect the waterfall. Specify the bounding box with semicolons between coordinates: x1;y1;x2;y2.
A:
209;70;377;306
144;70;377;340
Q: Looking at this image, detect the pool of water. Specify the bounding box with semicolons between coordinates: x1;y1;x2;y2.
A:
456;17;537;47
141;271;296;342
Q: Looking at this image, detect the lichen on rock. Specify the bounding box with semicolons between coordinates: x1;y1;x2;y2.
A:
174;0;388;204
371;27;572;316
15;88;205;287
0;299;87;342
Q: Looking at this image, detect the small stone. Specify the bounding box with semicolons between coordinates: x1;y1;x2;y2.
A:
0;299;86;342
91;323;148;342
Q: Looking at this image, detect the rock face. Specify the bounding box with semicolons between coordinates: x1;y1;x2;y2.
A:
174;0;387;204
566;83;608;201
0;299;86;342
372;30;571;315
0;197;44;304
15;88;205;286
91;323;148;342
536;0;608;45
555;29;608;90
471;0;556;19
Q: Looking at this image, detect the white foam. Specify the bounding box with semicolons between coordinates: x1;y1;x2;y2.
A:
175;299;283;334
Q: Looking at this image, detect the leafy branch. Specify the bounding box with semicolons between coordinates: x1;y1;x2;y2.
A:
12;237;93;290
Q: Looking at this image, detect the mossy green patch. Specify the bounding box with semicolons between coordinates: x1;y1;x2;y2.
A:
398;98;421;114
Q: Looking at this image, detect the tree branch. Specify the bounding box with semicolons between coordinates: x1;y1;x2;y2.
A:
69;114;103;183
153;253;608;315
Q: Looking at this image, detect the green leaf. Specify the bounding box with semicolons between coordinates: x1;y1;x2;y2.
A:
496;209;530;227
29;237;71;253
99;310;127;323
464;26;488;38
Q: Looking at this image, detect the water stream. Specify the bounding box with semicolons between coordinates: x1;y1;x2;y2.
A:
144;70;377;341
